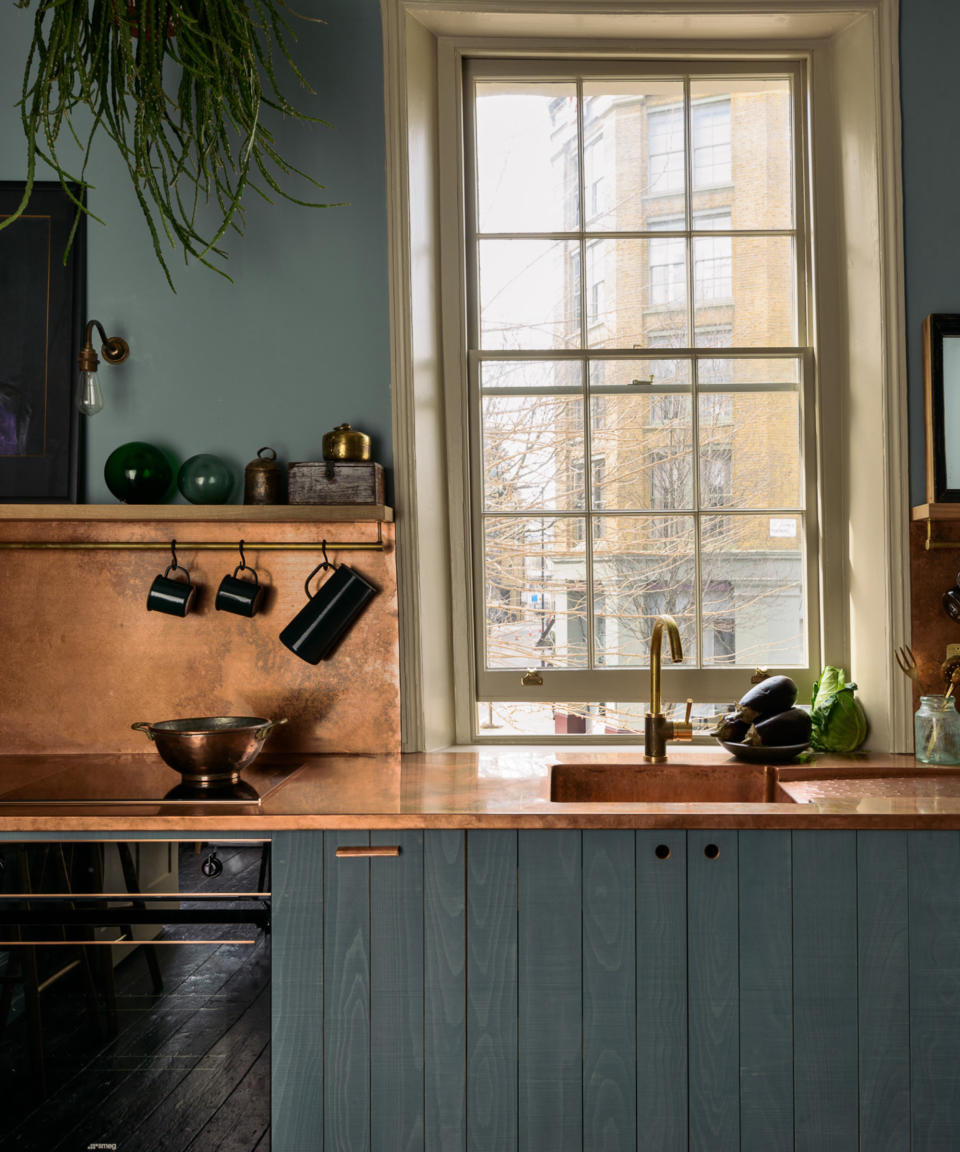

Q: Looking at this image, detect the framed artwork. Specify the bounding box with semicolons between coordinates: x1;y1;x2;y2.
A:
0;181;86;502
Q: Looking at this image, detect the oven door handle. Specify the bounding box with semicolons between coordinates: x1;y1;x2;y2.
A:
0;906;270;930
2;936;260;947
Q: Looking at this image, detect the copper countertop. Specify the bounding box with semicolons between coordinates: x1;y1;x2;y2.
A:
1;748;960;831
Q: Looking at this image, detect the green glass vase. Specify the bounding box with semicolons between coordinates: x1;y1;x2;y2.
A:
104;441;173;504
177;454;234;504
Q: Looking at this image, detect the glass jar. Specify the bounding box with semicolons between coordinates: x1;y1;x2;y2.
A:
915;695;960;765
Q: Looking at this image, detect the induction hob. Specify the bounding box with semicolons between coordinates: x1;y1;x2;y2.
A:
0;755;305;807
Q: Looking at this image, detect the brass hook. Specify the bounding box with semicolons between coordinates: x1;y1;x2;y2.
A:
303;541;337;599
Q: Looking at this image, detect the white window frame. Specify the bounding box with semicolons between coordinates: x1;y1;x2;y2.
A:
463;57;813;723
382;0;910;752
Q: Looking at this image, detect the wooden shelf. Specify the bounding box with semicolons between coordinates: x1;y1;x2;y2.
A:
912;503;960;521
0;503;393;523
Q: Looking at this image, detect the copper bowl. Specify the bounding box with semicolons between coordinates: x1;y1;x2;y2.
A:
131;716;287;786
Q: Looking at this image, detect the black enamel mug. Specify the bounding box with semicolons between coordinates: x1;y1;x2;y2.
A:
147;565;196;617
216;566;263;617
279;563;377;664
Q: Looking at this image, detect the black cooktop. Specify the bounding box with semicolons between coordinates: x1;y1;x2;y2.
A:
0;757;304;807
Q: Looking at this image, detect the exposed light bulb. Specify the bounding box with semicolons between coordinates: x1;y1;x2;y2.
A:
77;369;104;416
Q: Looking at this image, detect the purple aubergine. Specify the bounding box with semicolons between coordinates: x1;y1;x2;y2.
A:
743;707;812;747
710;712;750;742
736;675;798;722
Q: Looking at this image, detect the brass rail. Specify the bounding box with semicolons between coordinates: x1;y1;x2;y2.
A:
926;521;958;550
0;522;384;552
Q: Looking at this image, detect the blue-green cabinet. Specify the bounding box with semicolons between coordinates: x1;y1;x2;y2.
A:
272;829;960;1152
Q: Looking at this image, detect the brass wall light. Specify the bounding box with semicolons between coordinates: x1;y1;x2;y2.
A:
77;319;130;416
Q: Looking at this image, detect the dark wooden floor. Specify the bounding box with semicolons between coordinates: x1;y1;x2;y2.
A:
0;843;270;1152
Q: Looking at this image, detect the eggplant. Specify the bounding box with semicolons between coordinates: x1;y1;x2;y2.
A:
742;707;812;747
736;675;798;723
710;711;750;742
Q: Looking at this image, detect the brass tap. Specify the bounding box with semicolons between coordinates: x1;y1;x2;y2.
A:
643;614;694;763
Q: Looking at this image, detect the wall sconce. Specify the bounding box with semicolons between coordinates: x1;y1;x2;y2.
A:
77;319;130;416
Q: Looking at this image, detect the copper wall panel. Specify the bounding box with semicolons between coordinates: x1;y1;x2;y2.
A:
909;519;960;701
0;517;399;755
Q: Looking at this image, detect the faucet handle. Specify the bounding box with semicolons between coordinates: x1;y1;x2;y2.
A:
672;697;694;743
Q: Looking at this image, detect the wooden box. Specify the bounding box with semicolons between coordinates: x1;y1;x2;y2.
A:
288;460;385;505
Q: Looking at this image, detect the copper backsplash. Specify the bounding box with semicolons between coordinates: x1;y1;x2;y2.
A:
0;516;400;755
910;519;960;700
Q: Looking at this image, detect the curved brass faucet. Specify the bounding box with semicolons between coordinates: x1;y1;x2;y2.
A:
644;614;694;763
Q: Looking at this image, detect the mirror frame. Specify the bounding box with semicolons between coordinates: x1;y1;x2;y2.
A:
924;313;960;502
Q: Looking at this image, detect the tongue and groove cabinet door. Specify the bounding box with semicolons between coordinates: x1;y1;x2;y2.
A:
271;830;427;1152
908;831;960;1151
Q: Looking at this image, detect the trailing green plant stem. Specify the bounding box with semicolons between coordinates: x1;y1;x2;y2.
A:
5;0;336;288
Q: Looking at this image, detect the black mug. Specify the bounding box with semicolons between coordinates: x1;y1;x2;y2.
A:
279;564;377;664
147;565;196;617
944;572;960;621
216;566;263;617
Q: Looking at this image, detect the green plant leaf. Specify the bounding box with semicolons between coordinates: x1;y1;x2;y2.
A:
3;0;337;287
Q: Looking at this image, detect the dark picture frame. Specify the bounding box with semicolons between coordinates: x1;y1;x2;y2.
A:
0;181;85;502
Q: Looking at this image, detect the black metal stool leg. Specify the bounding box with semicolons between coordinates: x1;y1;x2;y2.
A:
13;848;46;1098
54;845;105;1040
116;843;164;994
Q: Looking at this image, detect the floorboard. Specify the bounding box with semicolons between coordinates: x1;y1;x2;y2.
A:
0;842;271;1152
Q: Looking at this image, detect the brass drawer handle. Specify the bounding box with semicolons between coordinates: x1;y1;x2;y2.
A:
336;846;401;858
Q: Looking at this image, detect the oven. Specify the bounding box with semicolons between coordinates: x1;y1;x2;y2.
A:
0;839;270;1152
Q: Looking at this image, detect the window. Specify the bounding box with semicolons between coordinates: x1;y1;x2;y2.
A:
648;99;732;196
693;214;733;302
647;107;684;196
585;240;605;326
387;2;909;752
701;445;733;508
649;212;733;312
465;59;810;737
692;100;732;187
648;227;685;309
584;133;606;221
572;457;607;541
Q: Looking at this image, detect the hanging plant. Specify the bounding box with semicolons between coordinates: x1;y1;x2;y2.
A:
3;0;334;288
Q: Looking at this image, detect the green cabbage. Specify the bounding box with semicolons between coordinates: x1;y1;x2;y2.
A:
809;666;868;752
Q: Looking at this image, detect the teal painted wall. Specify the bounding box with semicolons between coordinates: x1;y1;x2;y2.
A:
0;4;952;504
901;1;960;505
0;0;391;501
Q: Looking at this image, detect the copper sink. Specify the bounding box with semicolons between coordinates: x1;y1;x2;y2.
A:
549;760;794;804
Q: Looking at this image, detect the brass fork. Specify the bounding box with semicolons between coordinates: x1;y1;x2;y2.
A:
894;645;922;693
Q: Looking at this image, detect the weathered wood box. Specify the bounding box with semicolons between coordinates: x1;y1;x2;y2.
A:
288;460;385;505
